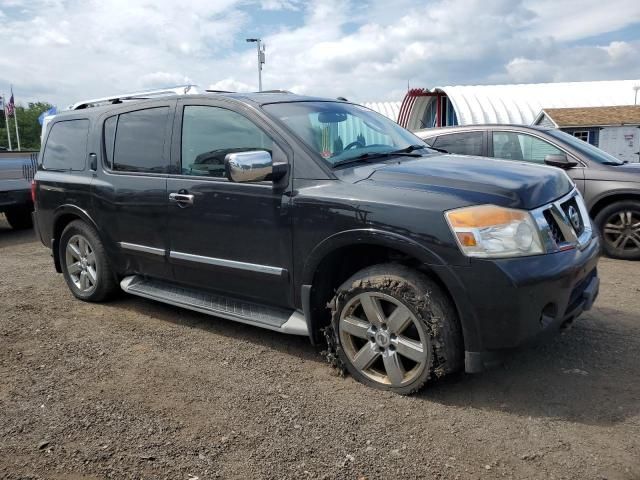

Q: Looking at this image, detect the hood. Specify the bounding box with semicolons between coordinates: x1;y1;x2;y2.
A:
336;154;574;210
587;162;640;181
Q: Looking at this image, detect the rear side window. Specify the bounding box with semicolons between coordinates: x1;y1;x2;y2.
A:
432;132;483;156
43;119;90;171
105;107;169;173
103;116;117;169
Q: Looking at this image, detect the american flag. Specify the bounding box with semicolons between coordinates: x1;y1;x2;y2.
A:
5;90;15;117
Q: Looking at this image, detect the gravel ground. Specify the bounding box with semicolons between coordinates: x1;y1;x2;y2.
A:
1;215;639;480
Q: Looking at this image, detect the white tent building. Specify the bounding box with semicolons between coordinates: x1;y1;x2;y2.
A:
362;101;401;121
396;79;640;131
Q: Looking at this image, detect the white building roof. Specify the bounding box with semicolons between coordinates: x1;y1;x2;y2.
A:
441;80;640;125
402;79;640;129
362;101;401;121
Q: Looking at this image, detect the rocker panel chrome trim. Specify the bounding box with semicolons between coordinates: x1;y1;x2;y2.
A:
169;250;284;276
119;242;166;256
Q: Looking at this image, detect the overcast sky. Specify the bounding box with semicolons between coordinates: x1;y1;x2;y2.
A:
1;0;639;109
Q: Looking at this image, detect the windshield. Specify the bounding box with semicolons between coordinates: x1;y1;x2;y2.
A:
546;129;625;165
262;101;429;166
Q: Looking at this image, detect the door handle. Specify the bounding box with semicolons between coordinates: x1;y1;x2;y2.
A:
169;192;194;206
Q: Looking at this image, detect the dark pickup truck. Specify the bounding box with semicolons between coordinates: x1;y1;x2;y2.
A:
0;151;37;229
33;92;600;394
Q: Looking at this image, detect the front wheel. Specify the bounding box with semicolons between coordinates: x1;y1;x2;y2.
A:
59;220;118;302
330;264;463;395
594;201;640;260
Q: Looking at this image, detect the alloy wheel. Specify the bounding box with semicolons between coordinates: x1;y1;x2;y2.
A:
65;234;98;293
603;210;640;253
338;292;430;388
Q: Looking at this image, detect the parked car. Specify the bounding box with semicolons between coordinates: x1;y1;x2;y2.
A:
33;92;600;394
415;125;640;260
0;150;37;229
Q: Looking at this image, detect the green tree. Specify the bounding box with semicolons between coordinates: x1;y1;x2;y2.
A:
0;102;54;151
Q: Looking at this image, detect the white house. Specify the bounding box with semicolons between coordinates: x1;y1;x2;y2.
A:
533;106;640;163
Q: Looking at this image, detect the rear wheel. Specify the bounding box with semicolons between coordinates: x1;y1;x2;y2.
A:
595;201;640;260
5;207;33;230
330;264;462;395
59;220;118;302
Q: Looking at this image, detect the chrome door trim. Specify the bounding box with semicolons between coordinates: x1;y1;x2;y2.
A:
119;242;166;256
169;251;284;276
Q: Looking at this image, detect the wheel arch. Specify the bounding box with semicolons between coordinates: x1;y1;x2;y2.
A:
51;205;101;273
589;190;640;220
300;229;466;347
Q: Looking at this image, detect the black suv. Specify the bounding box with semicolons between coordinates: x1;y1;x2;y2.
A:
416;125;640;260
34;92;600;394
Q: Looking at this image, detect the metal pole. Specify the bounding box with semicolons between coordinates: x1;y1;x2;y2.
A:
3;95;12;151
257;40;262;92
13;107;21;151
246;38;265;91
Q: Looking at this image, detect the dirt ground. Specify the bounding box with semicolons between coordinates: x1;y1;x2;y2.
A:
0;215;639;480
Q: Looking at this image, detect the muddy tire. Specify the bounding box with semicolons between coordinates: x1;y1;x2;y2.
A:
5;207;33;230
330;264;463;395
59;220;118;302
594;201;640;260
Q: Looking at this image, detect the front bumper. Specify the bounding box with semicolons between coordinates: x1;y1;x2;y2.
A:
446;234;600;373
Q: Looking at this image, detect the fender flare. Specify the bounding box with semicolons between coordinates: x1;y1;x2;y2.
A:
51;204;102;272
300;228;481;353
301;228;448;286
587;188;640;213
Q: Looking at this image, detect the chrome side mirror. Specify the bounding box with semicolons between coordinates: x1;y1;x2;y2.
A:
225;151;272;183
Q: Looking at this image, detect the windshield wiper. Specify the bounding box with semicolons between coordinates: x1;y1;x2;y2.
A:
331;145;425;169
427;146;448;153
390;144;428;154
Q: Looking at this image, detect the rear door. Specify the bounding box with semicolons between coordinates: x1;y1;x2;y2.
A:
430;131;486;156
92;101;175;280
165;99;294;307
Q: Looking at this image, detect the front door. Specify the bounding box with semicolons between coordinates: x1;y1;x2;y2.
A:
166;100;293;307
490;130;585;193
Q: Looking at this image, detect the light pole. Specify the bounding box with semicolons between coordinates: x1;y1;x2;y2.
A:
246;38;265;92
634;85;640;105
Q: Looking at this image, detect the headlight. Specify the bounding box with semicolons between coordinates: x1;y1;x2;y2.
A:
445;205;545;258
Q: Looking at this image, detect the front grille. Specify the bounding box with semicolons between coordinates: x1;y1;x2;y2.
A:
543;209;564;244
561;197;585;236
533;189;593;252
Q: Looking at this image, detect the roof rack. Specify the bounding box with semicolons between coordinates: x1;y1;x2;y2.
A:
70;85;199;110
258;89;292;94
204;89;236;93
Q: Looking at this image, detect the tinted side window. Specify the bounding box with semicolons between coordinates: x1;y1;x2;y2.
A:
43;119;90;171
113;107;169;173
103;116;117;169
181;106;273;177
432;132;483;156
492;132;563;163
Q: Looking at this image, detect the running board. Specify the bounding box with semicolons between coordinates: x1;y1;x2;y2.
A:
120;276;308;336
